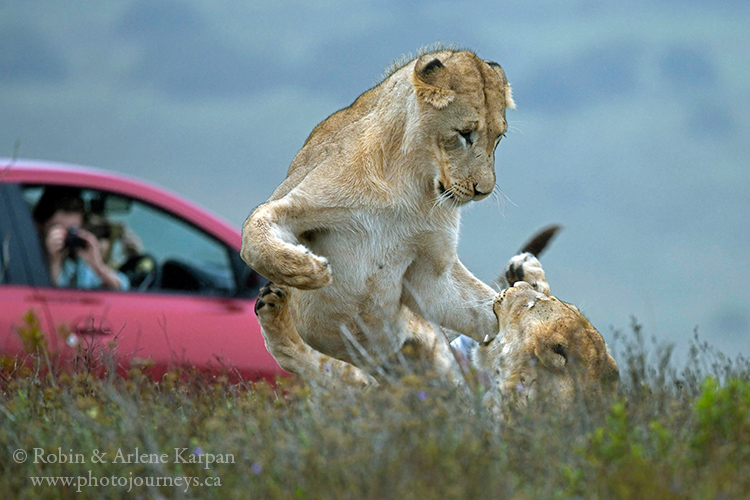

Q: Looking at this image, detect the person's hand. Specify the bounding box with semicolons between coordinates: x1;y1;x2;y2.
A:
45;224;68;264
74;229;122;290
73;228;104;270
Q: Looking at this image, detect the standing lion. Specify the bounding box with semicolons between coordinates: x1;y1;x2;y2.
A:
241;47;514;387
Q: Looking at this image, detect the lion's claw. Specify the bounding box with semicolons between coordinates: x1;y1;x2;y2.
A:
255;283;290;315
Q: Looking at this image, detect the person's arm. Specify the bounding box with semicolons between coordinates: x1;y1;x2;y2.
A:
44;225;67;285
76;229;124;290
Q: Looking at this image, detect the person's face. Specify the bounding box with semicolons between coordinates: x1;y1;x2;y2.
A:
46;210;84;234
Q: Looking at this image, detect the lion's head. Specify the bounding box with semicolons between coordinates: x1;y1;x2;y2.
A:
408;50;514;205
474;281;619;409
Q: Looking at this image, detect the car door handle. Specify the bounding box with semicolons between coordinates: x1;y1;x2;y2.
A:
34;292;104;306
72;316;115;335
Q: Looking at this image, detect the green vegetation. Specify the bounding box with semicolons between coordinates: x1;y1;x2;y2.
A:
2;314;750;499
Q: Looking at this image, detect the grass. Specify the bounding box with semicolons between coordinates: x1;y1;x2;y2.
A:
2;314;750;499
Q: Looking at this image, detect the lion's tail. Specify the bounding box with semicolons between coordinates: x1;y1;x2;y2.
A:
518;224;561;257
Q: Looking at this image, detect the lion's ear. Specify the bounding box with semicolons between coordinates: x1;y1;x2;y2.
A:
411;56;456;109
536;341;568;373
486;61;515;110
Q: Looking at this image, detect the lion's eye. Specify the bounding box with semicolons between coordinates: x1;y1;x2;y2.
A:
552;343;568;363
458;130;474;146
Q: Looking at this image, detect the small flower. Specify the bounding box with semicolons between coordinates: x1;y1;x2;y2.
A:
516;383;525;393
418;391;427;401
251;461;263;474
193;447;203;456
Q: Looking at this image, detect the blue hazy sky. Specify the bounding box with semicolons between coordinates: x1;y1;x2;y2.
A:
2;1;748;360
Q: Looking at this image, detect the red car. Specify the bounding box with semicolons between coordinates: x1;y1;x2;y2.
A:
0;158;285;380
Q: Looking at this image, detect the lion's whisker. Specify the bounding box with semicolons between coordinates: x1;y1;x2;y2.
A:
489;184;517;217
430;188;458;215
507;124;525;136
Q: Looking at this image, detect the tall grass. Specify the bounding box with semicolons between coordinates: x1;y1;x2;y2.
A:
2;314;750;499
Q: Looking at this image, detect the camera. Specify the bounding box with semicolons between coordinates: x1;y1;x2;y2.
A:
64;227;88;250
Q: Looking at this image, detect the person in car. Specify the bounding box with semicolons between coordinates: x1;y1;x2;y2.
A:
32;186;130;291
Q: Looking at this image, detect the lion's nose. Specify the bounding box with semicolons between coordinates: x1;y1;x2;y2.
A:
473;183;493;200
473;168;496;198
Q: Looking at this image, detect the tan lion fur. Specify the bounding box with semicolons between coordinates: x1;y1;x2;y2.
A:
474;254;620;411
242;48;514;387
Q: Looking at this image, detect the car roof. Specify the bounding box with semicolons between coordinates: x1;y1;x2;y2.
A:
0;158;241;250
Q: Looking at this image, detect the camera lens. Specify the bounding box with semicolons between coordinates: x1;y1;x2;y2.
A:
65;227;88;250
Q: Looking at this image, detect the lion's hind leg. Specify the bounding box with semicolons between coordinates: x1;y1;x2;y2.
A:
382;313;463;385
497;225;560;295
255;283;376;389
503;252;551;296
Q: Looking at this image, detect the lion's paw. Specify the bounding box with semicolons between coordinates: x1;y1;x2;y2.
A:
329;361;378;389
254;282;290;317
505;252;550;296
274;247;332;290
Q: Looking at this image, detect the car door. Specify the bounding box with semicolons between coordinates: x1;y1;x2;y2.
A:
8;183;283;380
0;183;59;358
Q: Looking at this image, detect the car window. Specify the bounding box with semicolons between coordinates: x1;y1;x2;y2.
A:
22;185;238;297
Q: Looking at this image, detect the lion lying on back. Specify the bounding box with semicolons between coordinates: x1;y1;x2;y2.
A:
242;47;514;387
471;250;620;410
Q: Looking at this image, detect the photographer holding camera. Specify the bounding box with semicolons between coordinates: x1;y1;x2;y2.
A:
33;186;129;291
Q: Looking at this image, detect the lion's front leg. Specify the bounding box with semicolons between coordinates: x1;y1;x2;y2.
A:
255;283;376;389
404;258;498;344
242;198;332;290
502;252;551;296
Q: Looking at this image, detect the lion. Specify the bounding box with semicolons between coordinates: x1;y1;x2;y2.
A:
472;251;620;411
241;47;514;388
